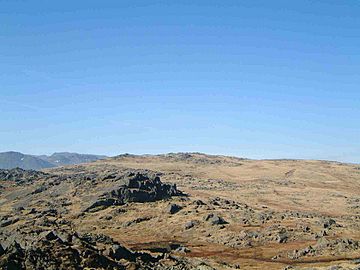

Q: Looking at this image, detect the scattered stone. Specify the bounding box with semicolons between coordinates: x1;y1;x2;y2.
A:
123;216;152;227
14;206;24;212
329;266;341;270
204;213;228;225
288;245;316;260
167;203;182;214
174;246;190;253
276;228;288;243
185;220;198;230
319;218;337;229
0;217;19;227
192;200;206;206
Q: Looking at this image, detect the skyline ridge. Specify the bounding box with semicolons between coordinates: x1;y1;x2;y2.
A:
0;150;358;165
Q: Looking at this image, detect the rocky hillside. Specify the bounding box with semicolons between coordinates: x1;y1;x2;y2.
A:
0;168;206;269
0;151;107;170
0;153;359;270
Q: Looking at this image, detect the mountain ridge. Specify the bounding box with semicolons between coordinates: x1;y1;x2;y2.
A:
0;151;107;170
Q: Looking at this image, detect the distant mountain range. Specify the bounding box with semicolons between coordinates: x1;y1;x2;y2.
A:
0;151;107;170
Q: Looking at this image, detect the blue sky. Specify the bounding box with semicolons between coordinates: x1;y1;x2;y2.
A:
1;1;359;163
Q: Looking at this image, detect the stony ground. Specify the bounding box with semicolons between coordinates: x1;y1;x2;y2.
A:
1;153;360;269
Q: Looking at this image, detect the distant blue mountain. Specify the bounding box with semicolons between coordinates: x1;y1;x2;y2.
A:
0;151;107;170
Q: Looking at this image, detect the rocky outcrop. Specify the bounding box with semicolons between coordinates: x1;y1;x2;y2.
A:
0;227;205;270
0;168;48;183
85;172;183;212
0;229;172;270
281;237;360;260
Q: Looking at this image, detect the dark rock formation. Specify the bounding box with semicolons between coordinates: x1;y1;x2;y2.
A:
0;229;173;270
167;203;182;214
104;244;137;261
85;172;183;212
0;168;48;183
0;241;24;270
0;244;4;257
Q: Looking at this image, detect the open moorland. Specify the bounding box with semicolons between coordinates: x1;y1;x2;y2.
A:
0;153;359;269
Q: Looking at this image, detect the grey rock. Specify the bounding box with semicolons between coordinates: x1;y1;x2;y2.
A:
185;220;198;230
277;228;288;243
0;217;19;227
174;246;190;253
204;213;228;225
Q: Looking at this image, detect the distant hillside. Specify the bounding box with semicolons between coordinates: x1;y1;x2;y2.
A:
40;152;108;166
0;151;107;170
0;152;55;170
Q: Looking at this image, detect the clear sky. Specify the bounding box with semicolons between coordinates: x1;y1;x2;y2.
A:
1;1;359;163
